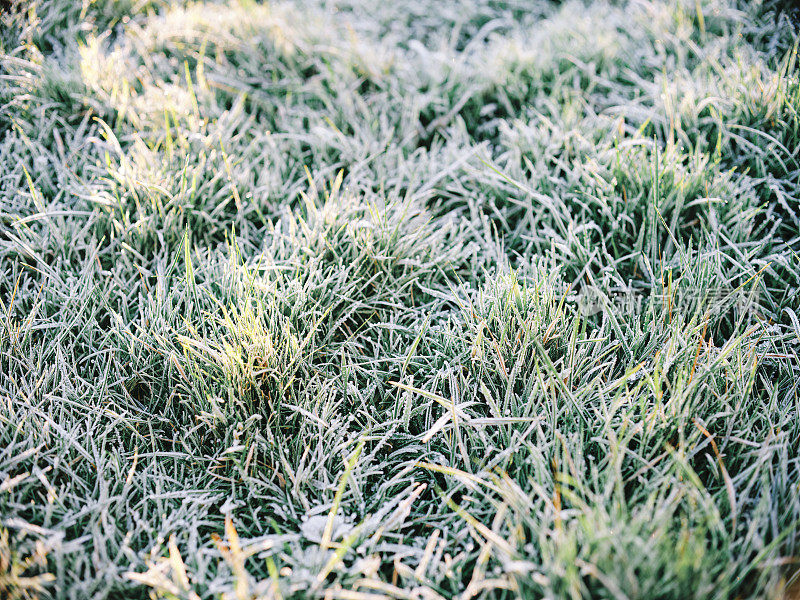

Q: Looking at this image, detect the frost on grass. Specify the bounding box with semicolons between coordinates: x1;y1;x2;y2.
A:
1;0;799;599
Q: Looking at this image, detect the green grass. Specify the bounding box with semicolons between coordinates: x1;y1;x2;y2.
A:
1;0;799;598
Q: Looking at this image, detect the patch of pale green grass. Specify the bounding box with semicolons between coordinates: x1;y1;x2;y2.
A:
0;0;799;598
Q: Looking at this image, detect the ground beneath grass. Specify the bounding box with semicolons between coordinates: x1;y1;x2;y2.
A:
1;1;799;598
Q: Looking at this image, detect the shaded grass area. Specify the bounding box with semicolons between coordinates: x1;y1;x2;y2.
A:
1;0;799;598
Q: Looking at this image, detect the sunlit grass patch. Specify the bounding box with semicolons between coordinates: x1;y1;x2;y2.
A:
1;0;798;598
